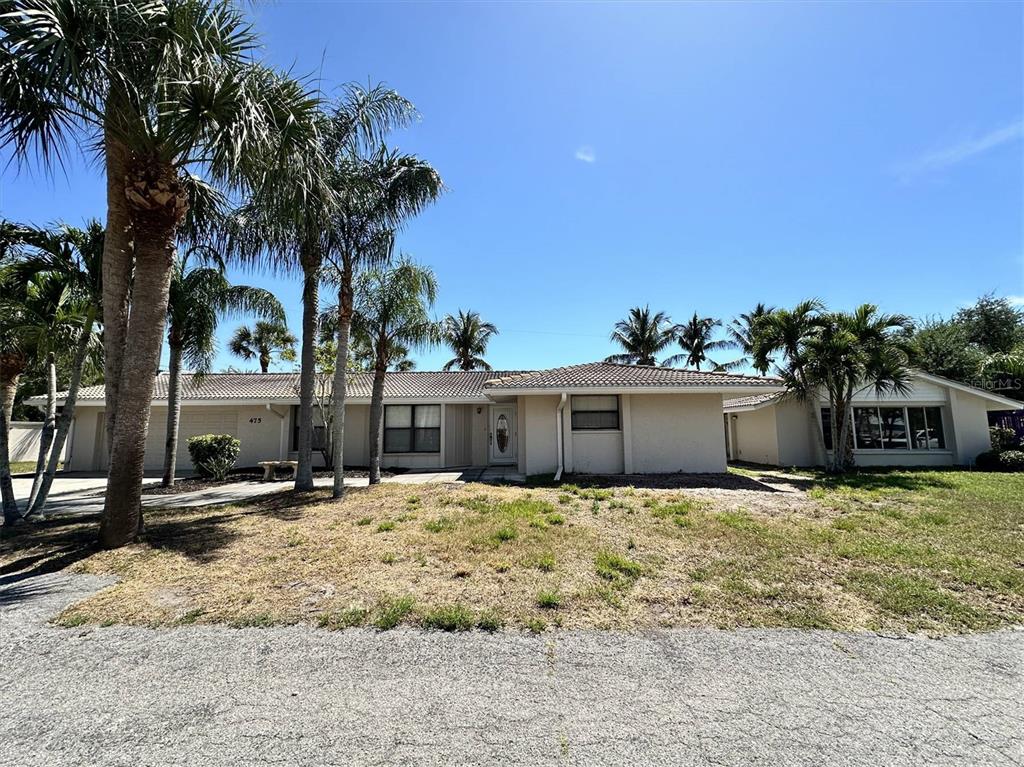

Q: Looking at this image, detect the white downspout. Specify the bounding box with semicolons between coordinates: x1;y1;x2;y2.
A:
554;392;567;482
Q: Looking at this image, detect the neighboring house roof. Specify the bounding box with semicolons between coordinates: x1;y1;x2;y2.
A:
484;362;782;393
722;392;784;412
722;371;1024;413
41;370;529;405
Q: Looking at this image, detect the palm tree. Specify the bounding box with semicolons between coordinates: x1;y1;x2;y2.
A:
801;306;913;472
161;249;284;486
606;306;677;366
228;321;297;373
726;303;775;374
1;0;322;547
665;313;734;370
441;310;498;371
325;132;444;499
2;222;105;516
352;258;440;484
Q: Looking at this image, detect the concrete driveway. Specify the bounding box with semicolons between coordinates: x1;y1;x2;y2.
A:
11;467;525;518
0;572;1020;766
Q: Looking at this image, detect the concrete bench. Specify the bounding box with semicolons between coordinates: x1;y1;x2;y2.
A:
258;460;298;482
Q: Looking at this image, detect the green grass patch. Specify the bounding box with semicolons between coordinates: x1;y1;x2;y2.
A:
423;516;456;533
594;549;643;582
421;603;476;631
376;521;396;533
373;596;416;630
319;607;368;630
537;590;561;609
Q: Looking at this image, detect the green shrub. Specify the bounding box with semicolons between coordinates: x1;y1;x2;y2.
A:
421;604;476;631
989;426;1019;452
975;450;1003;471
999;450;1024;472
186;434;240;480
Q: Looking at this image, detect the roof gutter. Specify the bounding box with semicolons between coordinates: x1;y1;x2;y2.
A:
554;392;567;482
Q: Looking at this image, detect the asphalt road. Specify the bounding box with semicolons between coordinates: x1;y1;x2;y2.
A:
0;572;1021;766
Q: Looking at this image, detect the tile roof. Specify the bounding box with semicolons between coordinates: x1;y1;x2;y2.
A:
61;370;529;403
484;362;782;390
722;392;784;410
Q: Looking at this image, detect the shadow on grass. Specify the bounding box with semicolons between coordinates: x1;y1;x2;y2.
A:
141;486;372;563
734;465;965;495
1;487;373;571
531;472;787;493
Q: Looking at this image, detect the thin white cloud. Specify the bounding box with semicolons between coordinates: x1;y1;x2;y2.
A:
574;146;596;163
1007;295;1024;307
894;120;1023;181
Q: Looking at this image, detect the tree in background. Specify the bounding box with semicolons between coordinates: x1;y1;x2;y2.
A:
161;250;284;487
1;0;323;547
665;313;735;370
441;310;498;371
1;221;105;516
228;321;297;373
606;306;677;366
726;303;775;375
352;258;440;484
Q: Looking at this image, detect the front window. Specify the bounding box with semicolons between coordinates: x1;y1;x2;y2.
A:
571;395;620;430
291;406;326;451
384;404;441;453
822;405;947;451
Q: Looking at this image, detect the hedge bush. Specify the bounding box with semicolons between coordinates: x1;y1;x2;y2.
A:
989;426;1019;452
975;450;1003;472
187;434;240;480
999;450;1024;472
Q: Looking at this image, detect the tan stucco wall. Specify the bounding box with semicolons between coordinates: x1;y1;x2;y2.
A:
571;431;624;473
628;393;727;473
949;390;992;465
520;395;560;476
732;407;779;466
775;400;818;467
8;422;70;464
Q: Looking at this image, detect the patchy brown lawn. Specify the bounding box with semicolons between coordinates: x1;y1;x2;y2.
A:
3;470;1022;635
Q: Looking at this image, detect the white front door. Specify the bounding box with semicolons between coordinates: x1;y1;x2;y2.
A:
489;405;516;465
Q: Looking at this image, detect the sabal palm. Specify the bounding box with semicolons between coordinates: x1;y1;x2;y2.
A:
726;303;775;374
228;321;297;373
161;249;284;486
606;306;676;366
352;258;440;484
665;313;732;370
441;310;498;371
1;0;322;547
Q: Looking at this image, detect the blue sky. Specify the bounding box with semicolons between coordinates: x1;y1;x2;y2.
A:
2;1;1022;373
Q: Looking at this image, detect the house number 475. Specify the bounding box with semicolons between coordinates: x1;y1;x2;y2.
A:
249;417;263;424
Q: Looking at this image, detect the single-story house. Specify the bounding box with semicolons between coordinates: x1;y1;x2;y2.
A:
723;371;1022;468
34;362;782;477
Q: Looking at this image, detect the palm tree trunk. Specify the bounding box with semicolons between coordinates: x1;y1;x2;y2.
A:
100;160;184;549
0;367;20;428
259;351;270;374
368;360;387;485
102;126;134;452
295;259;319;491
0;406;17;526
26;308;96;516
26;353;56;510
161;340;183;487
330;271;352;498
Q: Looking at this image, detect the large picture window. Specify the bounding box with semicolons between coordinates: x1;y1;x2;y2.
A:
571;395;620;430
384;404;441;453
820;406;946;451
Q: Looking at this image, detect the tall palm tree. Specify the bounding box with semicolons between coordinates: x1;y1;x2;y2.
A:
802;305;913;472
606;306;677;366
325;133;444;499
441;310;498;371
2;221;105;516
352;258;440;484
665;313;734;370
228;321;297;373
1;0;322;547
161;249;284;486
726;303;775;374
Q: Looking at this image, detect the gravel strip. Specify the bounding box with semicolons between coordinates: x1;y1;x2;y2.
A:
0;572;1020;766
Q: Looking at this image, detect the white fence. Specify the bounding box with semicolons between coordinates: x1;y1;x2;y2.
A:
9;422;70;465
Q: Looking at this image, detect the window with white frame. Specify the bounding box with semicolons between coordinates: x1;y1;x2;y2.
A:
571;395;620;430
820;406;945;451
384;404;441;453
